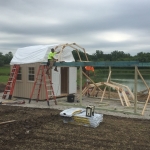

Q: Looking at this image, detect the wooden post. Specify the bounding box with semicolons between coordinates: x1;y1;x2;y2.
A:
108;66;111;99
134;66;138;113
79;66;82;106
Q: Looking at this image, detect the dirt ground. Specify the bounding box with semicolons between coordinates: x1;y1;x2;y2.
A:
0;83;150;149
0;105;150;150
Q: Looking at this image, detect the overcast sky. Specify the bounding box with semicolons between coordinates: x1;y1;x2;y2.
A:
0;0;150;56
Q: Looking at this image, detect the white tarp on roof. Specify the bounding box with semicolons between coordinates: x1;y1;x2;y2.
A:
10;44;75;65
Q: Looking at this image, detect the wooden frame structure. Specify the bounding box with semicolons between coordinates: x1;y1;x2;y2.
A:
81;70;134;107
40;43;150;116
54;43;89;62
55;61;150;115
135;67;150;115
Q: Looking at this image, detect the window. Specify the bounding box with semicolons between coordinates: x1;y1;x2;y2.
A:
28;67;34;81
17;67;22;80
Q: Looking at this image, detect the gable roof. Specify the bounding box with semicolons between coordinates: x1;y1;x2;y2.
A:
10;44;75;65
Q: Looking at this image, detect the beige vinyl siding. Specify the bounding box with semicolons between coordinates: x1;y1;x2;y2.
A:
13;63;47;100
12;63;77;100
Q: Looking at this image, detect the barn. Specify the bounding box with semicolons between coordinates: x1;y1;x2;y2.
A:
9;43;85;100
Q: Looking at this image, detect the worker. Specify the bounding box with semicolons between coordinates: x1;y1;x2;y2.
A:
85;66;95;76
46;48;60;74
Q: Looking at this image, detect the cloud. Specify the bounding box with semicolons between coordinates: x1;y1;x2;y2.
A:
0;0;150;56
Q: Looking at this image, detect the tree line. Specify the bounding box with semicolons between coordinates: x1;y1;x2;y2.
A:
72;50;150;62
0;50;150;66
0;52;13;66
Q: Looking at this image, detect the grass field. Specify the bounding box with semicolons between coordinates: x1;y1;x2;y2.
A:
0;65;150;85
0;65;10;83
0;65;10;75
0;76;9;83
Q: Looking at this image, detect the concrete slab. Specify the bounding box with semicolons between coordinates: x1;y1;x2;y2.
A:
0;92;150;120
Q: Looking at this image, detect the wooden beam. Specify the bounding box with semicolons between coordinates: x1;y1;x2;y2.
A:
142;91;150;115
108;66;111;99
0;120;16;125
104;82;120;89
82;71;102;92
67;44;82;61
72;43;89;61
134;66;138;113
110;81;134;100
79;66;82;105
100;70;111;102
90;86;97;96
117;90;124;106
122;91;129;106
137;69;150;90
53;61;139;67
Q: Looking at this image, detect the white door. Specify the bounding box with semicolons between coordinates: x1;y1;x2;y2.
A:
69;67;77;94
52;67;60;96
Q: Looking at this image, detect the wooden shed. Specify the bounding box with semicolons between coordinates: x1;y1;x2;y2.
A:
10;43;86;100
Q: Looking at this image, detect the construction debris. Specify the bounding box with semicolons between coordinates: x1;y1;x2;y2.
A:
0;100;25;105
0;120;16;125
60;108;103;128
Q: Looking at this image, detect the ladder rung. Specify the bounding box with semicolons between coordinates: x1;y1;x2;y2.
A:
39;68;47;70
48;95;54;97
30;65;57;105
36;83;42;85
47;83;52;84
45;80;50;82
9;78;14;80
2;65;19;100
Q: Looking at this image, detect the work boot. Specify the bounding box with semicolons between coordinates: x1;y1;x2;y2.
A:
54;68;58;72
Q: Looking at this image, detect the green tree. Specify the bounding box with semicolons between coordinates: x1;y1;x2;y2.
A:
136;52;150;62
4;52;13;64
0;52;4;66
72;50;88;61
93;50;104;61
